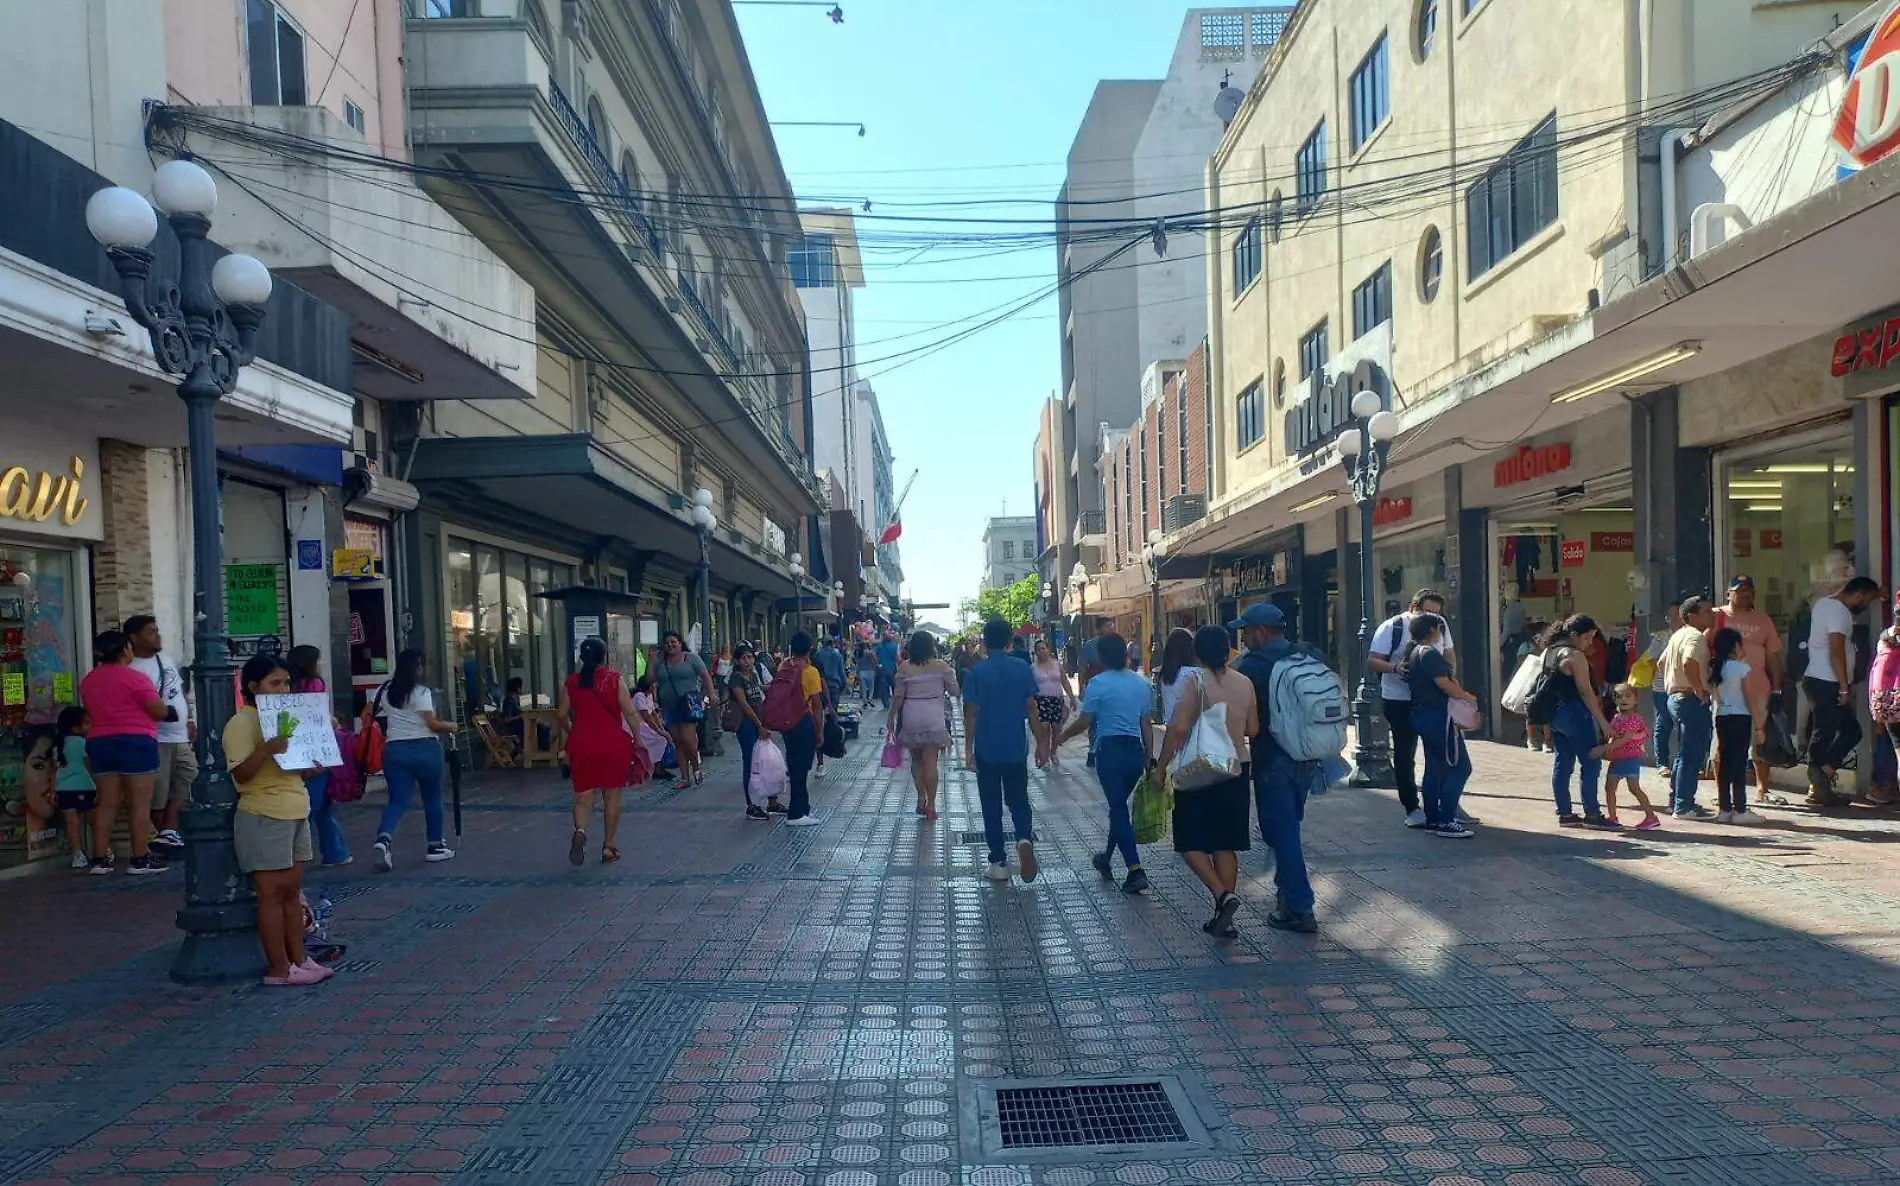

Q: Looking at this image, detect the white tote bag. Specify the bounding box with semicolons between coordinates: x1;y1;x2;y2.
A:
1501;653;1543;716
1168;672;1242;791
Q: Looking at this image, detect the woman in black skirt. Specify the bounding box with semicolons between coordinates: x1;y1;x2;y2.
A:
1157;624;1260;938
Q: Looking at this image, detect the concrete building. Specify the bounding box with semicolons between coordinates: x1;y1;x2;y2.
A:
397;0;824;701
1031;392;1068;603
981;515;1039;592
1169;0;1876;789
1054;7;1292;597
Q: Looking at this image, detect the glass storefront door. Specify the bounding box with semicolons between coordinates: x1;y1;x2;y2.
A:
1717;434;1858;691
446;536;574;720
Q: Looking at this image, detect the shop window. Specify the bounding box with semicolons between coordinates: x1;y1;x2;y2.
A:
450;538;574;722
0;543;80;865
1720;447;1859;685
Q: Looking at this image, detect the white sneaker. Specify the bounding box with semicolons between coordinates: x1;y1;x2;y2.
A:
1403;809;1428;829
784;815;822;828
68;851;91;870
985;862;1011;881
425;843;456;863
1714;811;1735;824
374;838;393;872
1730;810;1767;825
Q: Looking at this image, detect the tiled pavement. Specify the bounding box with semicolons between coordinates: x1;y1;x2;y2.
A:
7;720;1900;1184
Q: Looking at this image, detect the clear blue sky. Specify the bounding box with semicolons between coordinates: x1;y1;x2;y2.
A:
737;0;1227;616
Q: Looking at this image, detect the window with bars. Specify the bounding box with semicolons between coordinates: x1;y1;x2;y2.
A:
1349;35;1389;152
1466;114;1558;280
1139;424;1150;535
1296;120;1327;214
1250;10;1292;50
1236;382;1264;451
1232;217;1262;294
1352;263;1393;339
1299;320;1330;381
1177;382;1190;493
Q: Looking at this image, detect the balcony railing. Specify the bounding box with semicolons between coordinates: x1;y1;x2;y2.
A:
675;272;740;372
1077;510;1107;537
547;83;664;257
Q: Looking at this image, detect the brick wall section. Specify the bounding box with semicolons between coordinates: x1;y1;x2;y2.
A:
94;440;153;635
1142;400;1161;539
1184;340;1209;499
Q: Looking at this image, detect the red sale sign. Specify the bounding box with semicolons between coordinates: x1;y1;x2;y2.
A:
1559;539;1587;568
1761;529;1783;550
1590;531;1633;553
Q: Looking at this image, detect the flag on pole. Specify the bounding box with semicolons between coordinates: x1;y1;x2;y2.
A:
877;518;902;546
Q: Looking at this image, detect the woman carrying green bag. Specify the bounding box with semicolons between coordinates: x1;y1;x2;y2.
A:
1157;625;1260;939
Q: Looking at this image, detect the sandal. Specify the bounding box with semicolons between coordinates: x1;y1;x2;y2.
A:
601;845;622;864
568;829;587;867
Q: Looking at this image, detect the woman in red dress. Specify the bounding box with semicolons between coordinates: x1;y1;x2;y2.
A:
554;637;643;866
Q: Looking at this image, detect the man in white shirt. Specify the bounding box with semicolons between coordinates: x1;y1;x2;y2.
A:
1366;589;1451;829
1803;576;1881;803
124;615;195;854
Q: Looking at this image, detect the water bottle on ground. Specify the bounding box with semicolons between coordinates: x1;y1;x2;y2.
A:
313;893;333;942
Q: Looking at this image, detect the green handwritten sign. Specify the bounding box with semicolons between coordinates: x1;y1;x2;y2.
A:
2;671;24;705
224;564;281;636
51;672;72;703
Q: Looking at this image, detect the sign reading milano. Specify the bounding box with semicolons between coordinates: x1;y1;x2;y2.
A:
1284;323;1395;469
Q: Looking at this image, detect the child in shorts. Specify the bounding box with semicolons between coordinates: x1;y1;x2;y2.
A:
53;706;95;870
1601;683;1661;830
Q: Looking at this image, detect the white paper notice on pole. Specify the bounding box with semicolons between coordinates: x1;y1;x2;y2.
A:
573;615;602;641
256;693;342;772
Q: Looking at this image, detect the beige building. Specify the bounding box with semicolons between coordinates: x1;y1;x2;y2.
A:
1178;0;1864;685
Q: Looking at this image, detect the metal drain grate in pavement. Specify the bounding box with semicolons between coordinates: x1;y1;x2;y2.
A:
957;830;1018;845
995;1082;1187;1149
963;1075;1224;1163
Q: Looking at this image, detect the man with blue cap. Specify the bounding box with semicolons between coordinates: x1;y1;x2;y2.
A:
1230;602;1319;933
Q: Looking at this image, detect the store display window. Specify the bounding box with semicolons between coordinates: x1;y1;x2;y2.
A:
0;543;81;864
446;538;573;719
1719;441;1858;684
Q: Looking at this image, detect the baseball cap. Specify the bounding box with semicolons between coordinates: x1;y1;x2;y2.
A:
1729;573;1754;589
1227;602;1288;631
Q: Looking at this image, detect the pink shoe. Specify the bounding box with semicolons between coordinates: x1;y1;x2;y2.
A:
297;959;335;982
286;962;328;986
1635;816;1662;831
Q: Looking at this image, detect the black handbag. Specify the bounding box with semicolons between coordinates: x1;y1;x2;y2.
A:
1759;709;1799;769
822;713;847;759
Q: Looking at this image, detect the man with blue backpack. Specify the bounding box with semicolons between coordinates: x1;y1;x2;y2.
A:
1232;602;1349;934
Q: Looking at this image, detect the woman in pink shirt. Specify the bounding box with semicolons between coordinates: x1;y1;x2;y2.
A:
77;630;171;875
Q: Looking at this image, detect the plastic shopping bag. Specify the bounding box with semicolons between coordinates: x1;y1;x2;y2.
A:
1132;770;1172;845
1168;673;1241;790
748;737;788;807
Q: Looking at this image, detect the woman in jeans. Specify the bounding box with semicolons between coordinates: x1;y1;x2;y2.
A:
729;644;780;820
654;631;715;789
288;645;349;867
78;630;170;875
1056;632;1154;895
371;649;458;871
1541;616;1619;830
1405;613;1480;838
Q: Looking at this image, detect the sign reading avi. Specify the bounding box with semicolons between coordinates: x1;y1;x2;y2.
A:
1833;2;1900;169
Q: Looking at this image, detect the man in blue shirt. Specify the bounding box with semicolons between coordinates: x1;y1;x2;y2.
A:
875;634;899;709
1057;632;1154;894
961;618;1042;883
1231;603;1319;933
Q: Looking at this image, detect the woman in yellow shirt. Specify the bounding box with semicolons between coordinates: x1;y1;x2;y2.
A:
225;653;333;988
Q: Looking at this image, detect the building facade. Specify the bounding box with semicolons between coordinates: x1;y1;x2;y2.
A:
1054;7;1291;595
399;0;823;706
1171;0;1885;793
981;516;1039;592
0;1;362;864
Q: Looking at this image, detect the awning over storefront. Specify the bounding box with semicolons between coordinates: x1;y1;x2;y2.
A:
407;434;803;597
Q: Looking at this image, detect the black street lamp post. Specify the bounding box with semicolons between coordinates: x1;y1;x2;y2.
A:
1142;529;1164;672
86;160;276;984
1337;392;1401;790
